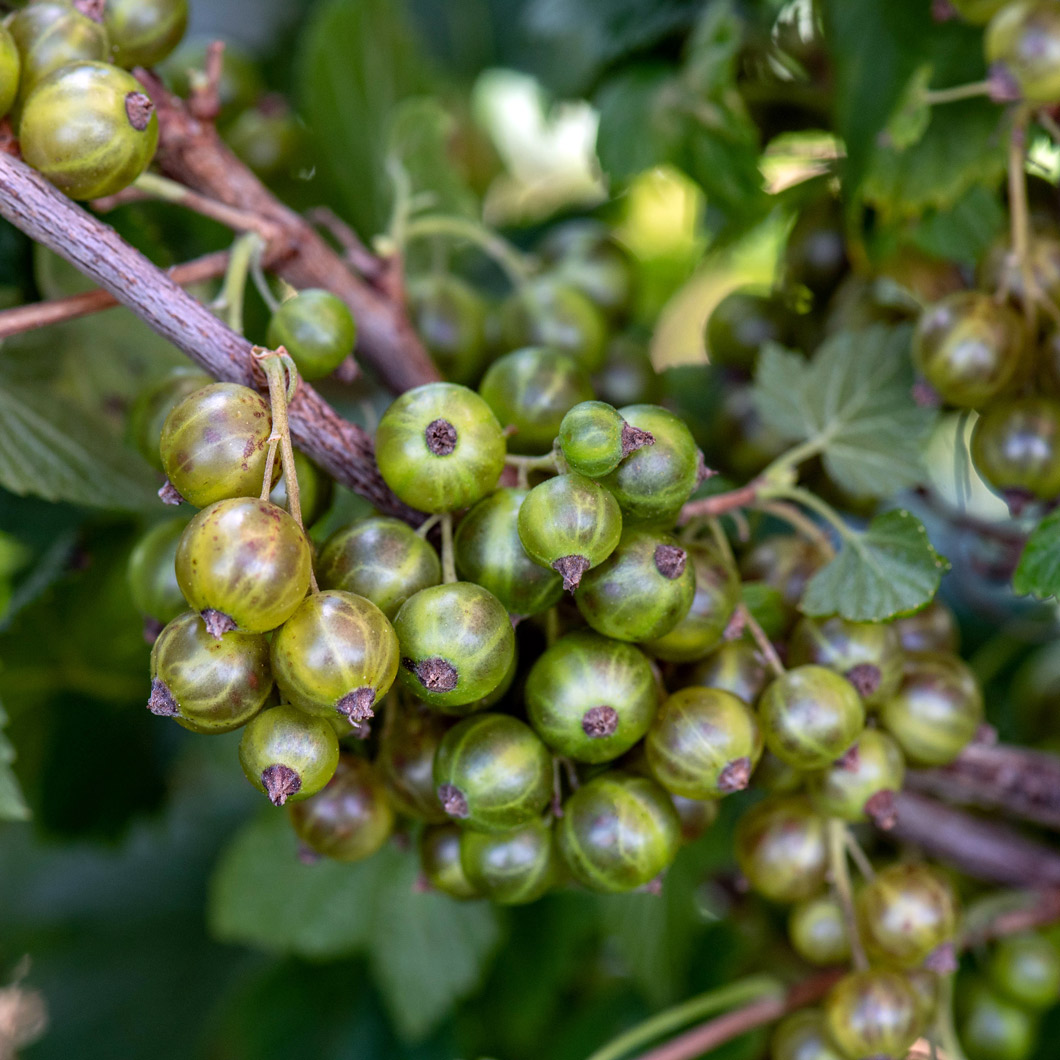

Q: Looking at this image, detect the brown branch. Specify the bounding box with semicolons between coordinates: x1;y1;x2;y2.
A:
677;482;760;525
0;149;419;521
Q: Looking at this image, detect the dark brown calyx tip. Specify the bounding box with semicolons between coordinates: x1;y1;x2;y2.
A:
695;450;717;487
1003;489;1035;518
638;875;664;896
924;941;958;974
297;843;322;866
201;609;237;640
620;422;654;458
437;782;469;819
654;544;687;579
845;664;881;698
74;0;105;21
261;764;301;806
147;679;179;718
865;789;898;830
987;62;1023;103
718;756;752;794
425;418;458;456
142;617;163;645
552;554;591;593
722;608;747;641
404;656;458;693
337;686;376;723
581;704;619;738
158;480;183;506
835;744;861;772
125;92;155;132
973;722;999;746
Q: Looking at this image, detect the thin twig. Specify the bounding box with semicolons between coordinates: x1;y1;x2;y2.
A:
738;602;785;678
828;820;869;971
677;482;760;526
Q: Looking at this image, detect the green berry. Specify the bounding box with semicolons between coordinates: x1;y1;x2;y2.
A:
127;516;189;624
988;933;1060;1010
971;396;1060;501
688;640;769;704
499;278;608;373
789;894;851;966
824;970;920;1060
103;0;187;69
960;979;1038;1060
9;1;110;103
225;97;302;179
706;288;790;371
539;220;634;320
460;817;556;904
734;796;828;903
558;399;654;478
377;698;454;823
126;367;212;473
951;0;1007;24
266;289;356;381
808;729;906;826
893;598;960;655
419;822;480;899
0;25;20;118
771;1009;846;1060
986;0;1060;105
408;274;489;385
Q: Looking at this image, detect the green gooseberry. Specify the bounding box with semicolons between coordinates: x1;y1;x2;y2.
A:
127;516;189;624
892;598;960;656
789;893;851;966
988;933;1060;1010
740;535;828;622
971;396;1060;501
808;728;906;827
770;1009;846;1060
266;289;356;381
593;332;660;409
734;796;828;903
225;97;302;179
103;0;187;68
269;449;334;527
408;274;489;385
126;367;213;473
460;817;556;905
688;640;769;705
0;25;20;118
705;287;791;371
558;399;654;478
377;697;454;823
419;822;480;899
986;0;1060;105
824;970;920;1060
539;219;635;320
960;979;1038;1060
784;197;848;302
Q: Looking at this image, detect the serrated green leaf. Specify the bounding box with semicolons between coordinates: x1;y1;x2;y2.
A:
0;700;29;822
1013;511;1060;600
751;344;813;441
801;509;950;621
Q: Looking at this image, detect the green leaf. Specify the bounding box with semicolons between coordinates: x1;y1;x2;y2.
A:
0;699;29;822
885;65;933;151
801;509;950;621
753;325;935;498
1013;511;1060;600
740;581;788;641
911;184;1007;265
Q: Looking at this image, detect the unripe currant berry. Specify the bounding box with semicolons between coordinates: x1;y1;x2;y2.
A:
671;793;719;844
988;933;1060;1010
175;497;312;637
316;516;441;620
525;629;658;763
266;289;357;381
393;582;515;713
288;754;394;862
0;26;20;119
986;0;1060;105
377;698;454;823
558;400;654;478
824;970;920;1060
20;61;159;201
459;817;556;905
127;367;213;473
971;396;1060;502
706;288;791;371
784;198;848;302
789;893;851;966
576;528;695;642
127;516;189;625
148;610;272;733
269;450;334;528
517;472;623;592
740;535;827;622
688;640;769;705
225;97;302;179
808;729;906;827
734;796;828;903
959;980;1037;1060
645;687;762;799
238;703;340;806
103;0;188;69
759;665;865;771
771;1009;846;1060
269;590;399;728
540;220;634;320
375;382;506;513
419;822;480;899
432;712;552;831
407;274;488;385
556;772;680;893
893;598;960;655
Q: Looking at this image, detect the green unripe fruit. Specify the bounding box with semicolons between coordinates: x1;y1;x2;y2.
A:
103;0;187;68
175;497;312;637
269;449;334;528
419;822;480;899
225;98;302;179
785;198;849;302
375;382;506;513
557;772;680;893
808;729;905;826
959;980;1037;1060
518;472;623;592
127;517;189;624
20;61;159;200
576;528;695;642
238;703;340;805
971;396;1060;501
670;793;719;843
879;652;983;766
316;516;441;620
706;288;790;371
646;687;762;799
159;382;273;507
907;969;941;1029
266;289;356;381
127;367;213;472
454;487;563;617
9;2;110;103
378;699;454;823
894;598;960;655
0;26;20;118
408;274;488;385
688;640;768;704
148;610;272;733
558;399;654;478
288;754;394;862
539;220;634;320
432;712;552;831
740;535;827;624
393;582;515;713
759;665;865;771
771;1009;846;1060
525;629;657;763
594;333;659;408
460;817;555;904
789;894;851;966
598;404;701;525
269;590;399;728
734;796;828;903
986;0;1060;105
988;933;1060;1010
952;0;1007;24
824;970;920;1060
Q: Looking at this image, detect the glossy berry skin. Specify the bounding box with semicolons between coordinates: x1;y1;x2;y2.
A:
785;200;848;302
393;582;515;713
454;487;563;617
959;980;1037;1060
988;933;1060;1010
540;220;634;320
559;400;652;478
432;712;552;832
20;61;160;201
479;347;594;455
646;687;762;800
225;98;302;179
127;517;189;624
378;699;454;823
594;333;660;408
879;652;983;766
103;0;188;68
408;275;488;385
913;292;1027;409
893;598;959;655
499;278;608;373
175;498;312;636
576;528;695;643
270;591;399;727
671;793;719;843
238;704;340;805
375;382;506;513
316;517;440;620
759;665;865;771
460;817;555;905
824;970;920;1060
789;615;904;709
0;26;20;118
148;610;272;733
789;894;851;966
127;367;212;472
734;796;828;903
518;473;622;593
770;1009;846;1060
809;729;905;825
971;397;1060;500
288;754;393;862
159;382;273;507
8;2;110;102
266;289;356;381
641;545;740;663
858;863;958;969
598;405;701;525
740;536;826;621
269;449;334;528
688;641;769;705
986;0;1060;105
419;822;480;899
706;288;790;371
557;772;680;893
525;629;658;763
